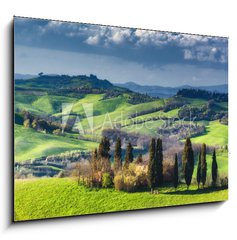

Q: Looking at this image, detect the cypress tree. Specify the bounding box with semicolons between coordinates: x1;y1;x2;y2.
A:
197;150;201;189
114;137;122;172
173;153;179;190
156;138;163;187
92;148;98;172
148;138;156;192
212;148;218;187
182;138;194;189
98;136;110;159
201;143;207;188
124;142;133;169
98;136;111;172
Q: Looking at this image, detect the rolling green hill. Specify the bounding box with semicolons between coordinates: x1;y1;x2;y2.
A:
14;124;98;162
191;121;228;147
14;74;228;162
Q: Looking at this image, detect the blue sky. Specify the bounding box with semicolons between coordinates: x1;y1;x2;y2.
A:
14;17;228;87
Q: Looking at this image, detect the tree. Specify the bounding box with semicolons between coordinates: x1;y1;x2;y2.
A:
92;148;98;173
197;150;201;189
114;137;122;172
201;143;207;188
147;138;156;192
156;138;163;187
212;148;218;187
182;138;194;189
98;137;111;172
135;154;143;164
98;136;110;159
173;154;179;190
123;142;133;169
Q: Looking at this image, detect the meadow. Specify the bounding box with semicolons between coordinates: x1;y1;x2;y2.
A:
15;124;98;162
14;178;228;221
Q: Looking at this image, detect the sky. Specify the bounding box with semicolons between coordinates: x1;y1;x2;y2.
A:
14;17;228;87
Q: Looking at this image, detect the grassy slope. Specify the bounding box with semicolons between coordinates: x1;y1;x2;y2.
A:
14;178;228;221
192;149;228;179
191;121;228;147
79;98;165;134
15;93;77;115
14;124;98;162
15;92;228;160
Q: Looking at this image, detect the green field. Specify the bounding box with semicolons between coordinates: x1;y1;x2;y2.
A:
14;178;228;221
191;121;228;147
14;124;98;162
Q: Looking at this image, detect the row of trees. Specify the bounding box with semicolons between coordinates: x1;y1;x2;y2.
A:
77;136;219;192
180;138;218;189
147;137;218;192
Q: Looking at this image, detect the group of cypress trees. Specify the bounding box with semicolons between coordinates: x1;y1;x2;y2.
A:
147;138;163;192
148;137;218;192
93;136;134;175
92;136;218;192
91;136;111;175
182;138;218;190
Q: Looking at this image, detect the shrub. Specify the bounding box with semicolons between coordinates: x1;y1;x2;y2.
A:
102;173;113;188
123;175;137;192
220;177;228;189
53;128;64;136
23;119;31;128
114;164;148;192
114;174;124;191
57;171;65;178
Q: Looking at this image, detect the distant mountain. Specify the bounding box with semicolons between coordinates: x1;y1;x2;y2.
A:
14;73;37;80
115;82;228;98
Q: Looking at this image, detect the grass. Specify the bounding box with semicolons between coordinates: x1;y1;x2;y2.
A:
191;120;228;147
14;178;228;221
192;149;228;179
14;124;98;162
15;92;77;115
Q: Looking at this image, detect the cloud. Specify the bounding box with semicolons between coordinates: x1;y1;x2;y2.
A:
184;49;193;60
107;28;132;44
14;17;228;65
183;45;227;63
85;35;100;45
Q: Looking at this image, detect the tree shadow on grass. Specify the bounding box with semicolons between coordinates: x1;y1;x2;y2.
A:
163;187;227;195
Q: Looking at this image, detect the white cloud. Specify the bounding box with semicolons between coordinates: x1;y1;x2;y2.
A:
184;49;193;60
107;28;131;44
183;45;227;63
32;20;228;64
85;35;100;45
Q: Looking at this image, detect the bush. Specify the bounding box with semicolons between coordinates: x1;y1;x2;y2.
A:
114;164;148;192
123;175;137;192
53;128;64;136
114;174;124;191
220;177;228;189
102;173;113;188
